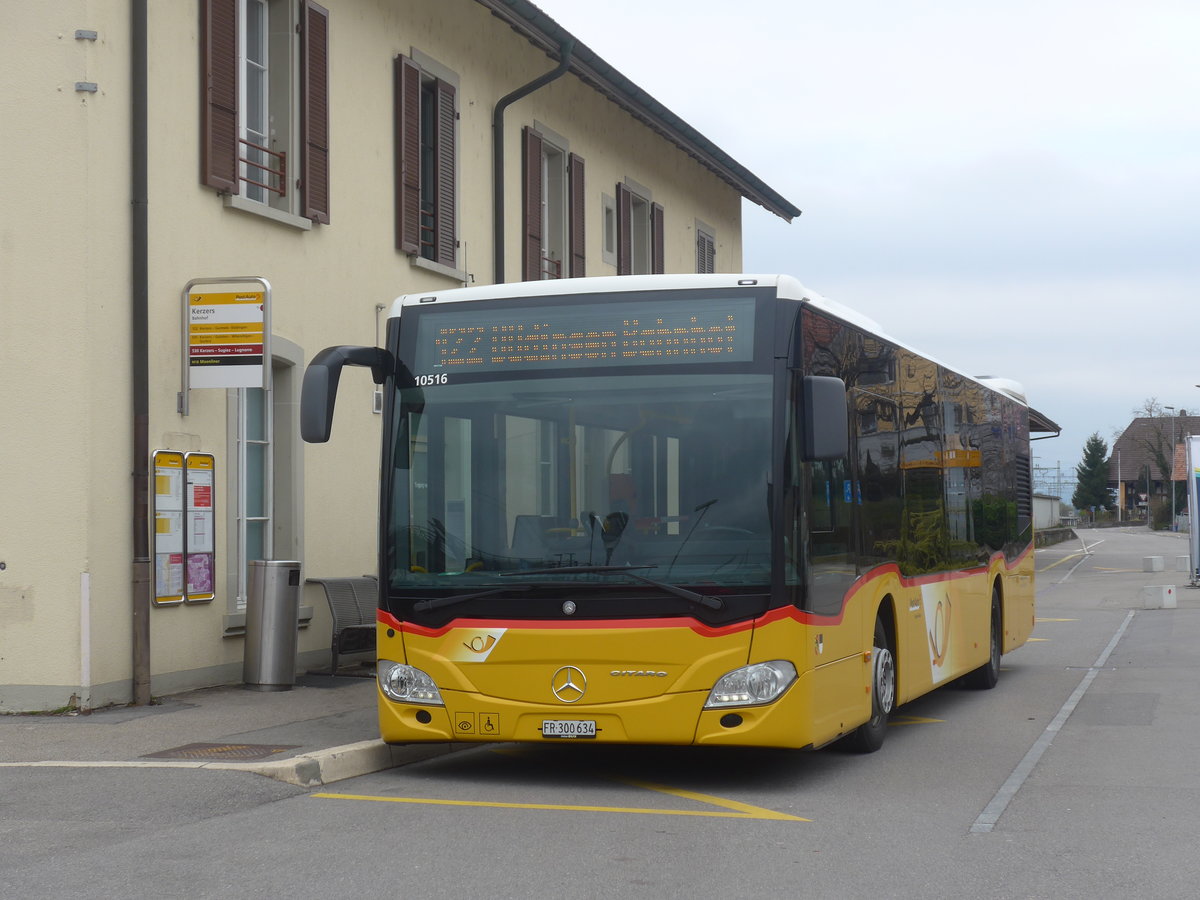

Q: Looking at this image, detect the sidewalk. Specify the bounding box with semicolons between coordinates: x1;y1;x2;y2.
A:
0;671;453;788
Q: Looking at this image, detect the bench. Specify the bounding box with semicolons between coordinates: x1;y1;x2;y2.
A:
306;576;378;674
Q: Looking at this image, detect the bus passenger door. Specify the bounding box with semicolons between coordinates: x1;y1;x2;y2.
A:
802;451;861;740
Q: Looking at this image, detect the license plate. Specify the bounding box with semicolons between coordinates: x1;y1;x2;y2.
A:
541;719;596;739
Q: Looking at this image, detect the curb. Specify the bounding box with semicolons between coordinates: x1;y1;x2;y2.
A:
0;741;460;788
245;740;459;787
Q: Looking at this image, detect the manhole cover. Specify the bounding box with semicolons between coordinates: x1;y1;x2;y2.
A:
142;742;300;761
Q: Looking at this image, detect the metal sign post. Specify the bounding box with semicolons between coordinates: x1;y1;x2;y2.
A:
1187;436;1200;586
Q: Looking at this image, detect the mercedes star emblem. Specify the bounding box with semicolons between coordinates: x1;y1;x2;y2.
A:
551;665;587;703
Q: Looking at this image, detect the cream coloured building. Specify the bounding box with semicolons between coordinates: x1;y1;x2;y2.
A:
0;0;799;712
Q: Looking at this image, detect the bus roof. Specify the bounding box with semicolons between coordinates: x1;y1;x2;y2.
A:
389;274;1059;433
389;273;809;312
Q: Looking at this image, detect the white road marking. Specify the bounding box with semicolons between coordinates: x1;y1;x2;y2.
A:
970;610;1134;834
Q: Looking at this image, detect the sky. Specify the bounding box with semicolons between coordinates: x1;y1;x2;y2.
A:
531;0;1200;499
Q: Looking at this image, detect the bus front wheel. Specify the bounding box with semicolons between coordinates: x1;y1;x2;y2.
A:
845;618;895;753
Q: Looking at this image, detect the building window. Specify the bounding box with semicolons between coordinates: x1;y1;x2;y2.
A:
242;0;270;202
200;0;330;223
395;53;457;269
616;181;663;275
696;220;716;273
225;347;303;619
236;387;272;609
601;193;617;268
522;125;585;280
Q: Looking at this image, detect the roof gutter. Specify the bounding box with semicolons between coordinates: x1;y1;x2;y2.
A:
492;38;575;284
477;0;800;222
1029;408;1063;440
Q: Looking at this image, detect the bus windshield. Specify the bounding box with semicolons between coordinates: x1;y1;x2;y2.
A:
385;372;773;594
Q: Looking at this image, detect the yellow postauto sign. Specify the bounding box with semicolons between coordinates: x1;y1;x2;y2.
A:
188;291;265;389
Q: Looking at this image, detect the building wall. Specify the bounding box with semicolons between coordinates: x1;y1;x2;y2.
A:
1;4;137;710
1033;495;1060;530
0;0;751;711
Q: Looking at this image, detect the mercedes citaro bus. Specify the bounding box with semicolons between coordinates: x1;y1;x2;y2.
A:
301;274;1057;752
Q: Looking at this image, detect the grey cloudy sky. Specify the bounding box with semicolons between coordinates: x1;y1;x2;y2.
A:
533;0;1200;493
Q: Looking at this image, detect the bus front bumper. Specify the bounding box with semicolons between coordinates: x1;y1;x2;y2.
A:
377;676;822;749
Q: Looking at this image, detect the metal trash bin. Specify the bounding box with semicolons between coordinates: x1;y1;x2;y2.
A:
243;560;302;691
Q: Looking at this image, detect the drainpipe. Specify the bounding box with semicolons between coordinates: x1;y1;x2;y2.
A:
492;39;574;285
131;0;151;706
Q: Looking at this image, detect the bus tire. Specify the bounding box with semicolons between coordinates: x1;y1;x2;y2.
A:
845;617;895;753
965;587;1002;690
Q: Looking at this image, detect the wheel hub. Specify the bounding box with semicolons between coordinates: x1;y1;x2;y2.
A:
875;646;895;714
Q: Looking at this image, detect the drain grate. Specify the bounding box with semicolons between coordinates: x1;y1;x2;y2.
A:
142;742;301;761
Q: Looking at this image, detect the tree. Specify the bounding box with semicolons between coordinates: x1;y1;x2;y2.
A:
1131;396;1182;512
1132;397;1166;419
1073;433;1115;512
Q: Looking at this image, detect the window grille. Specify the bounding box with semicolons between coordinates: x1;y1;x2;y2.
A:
239;138;287;197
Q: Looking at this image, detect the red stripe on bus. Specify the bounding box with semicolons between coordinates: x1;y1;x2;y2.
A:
375;543;1033;636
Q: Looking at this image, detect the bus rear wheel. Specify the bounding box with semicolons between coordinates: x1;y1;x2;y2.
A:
965;588;1002;690
845;618;895;753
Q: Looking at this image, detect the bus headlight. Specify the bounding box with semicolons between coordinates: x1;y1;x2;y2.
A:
378;660;445;706
704;660;797;708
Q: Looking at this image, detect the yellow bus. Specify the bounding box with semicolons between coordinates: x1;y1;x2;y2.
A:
301;275;1058;752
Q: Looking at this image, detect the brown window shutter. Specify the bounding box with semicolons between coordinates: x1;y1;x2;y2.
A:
651;202;665;274
301;1;330;223
522;127;543;280
200;0;238;193
568;153;585;278
394;55;421;254
616;182;632;276
697;231;715;273
434;79;457;268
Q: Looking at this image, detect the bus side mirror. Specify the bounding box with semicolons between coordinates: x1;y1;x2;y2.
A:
802;375;849;461
301;345;394;443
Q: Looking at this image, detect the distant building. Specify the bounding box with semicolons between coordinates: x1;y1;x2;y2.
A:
1033;494;1061;529
1108;414;1200;519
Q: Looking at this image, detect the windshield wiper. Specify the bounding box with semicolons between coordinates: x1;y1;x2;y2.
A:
499;565;723;611
411;585;532;613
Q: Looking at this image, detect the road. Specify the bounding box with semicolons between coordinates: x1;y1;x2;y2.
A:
3;527;1198;899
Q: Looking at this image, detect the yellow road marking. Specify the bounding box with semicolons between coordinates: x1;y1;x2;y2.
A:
312;789;809;821
1036;617;1076;622
1027;637;1049;642
1038;553;1083;573
890;714;944;726
616;779;808;820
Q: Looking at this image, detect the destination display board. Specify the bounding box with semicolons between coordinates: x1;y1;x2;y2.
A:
411;296;756;374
